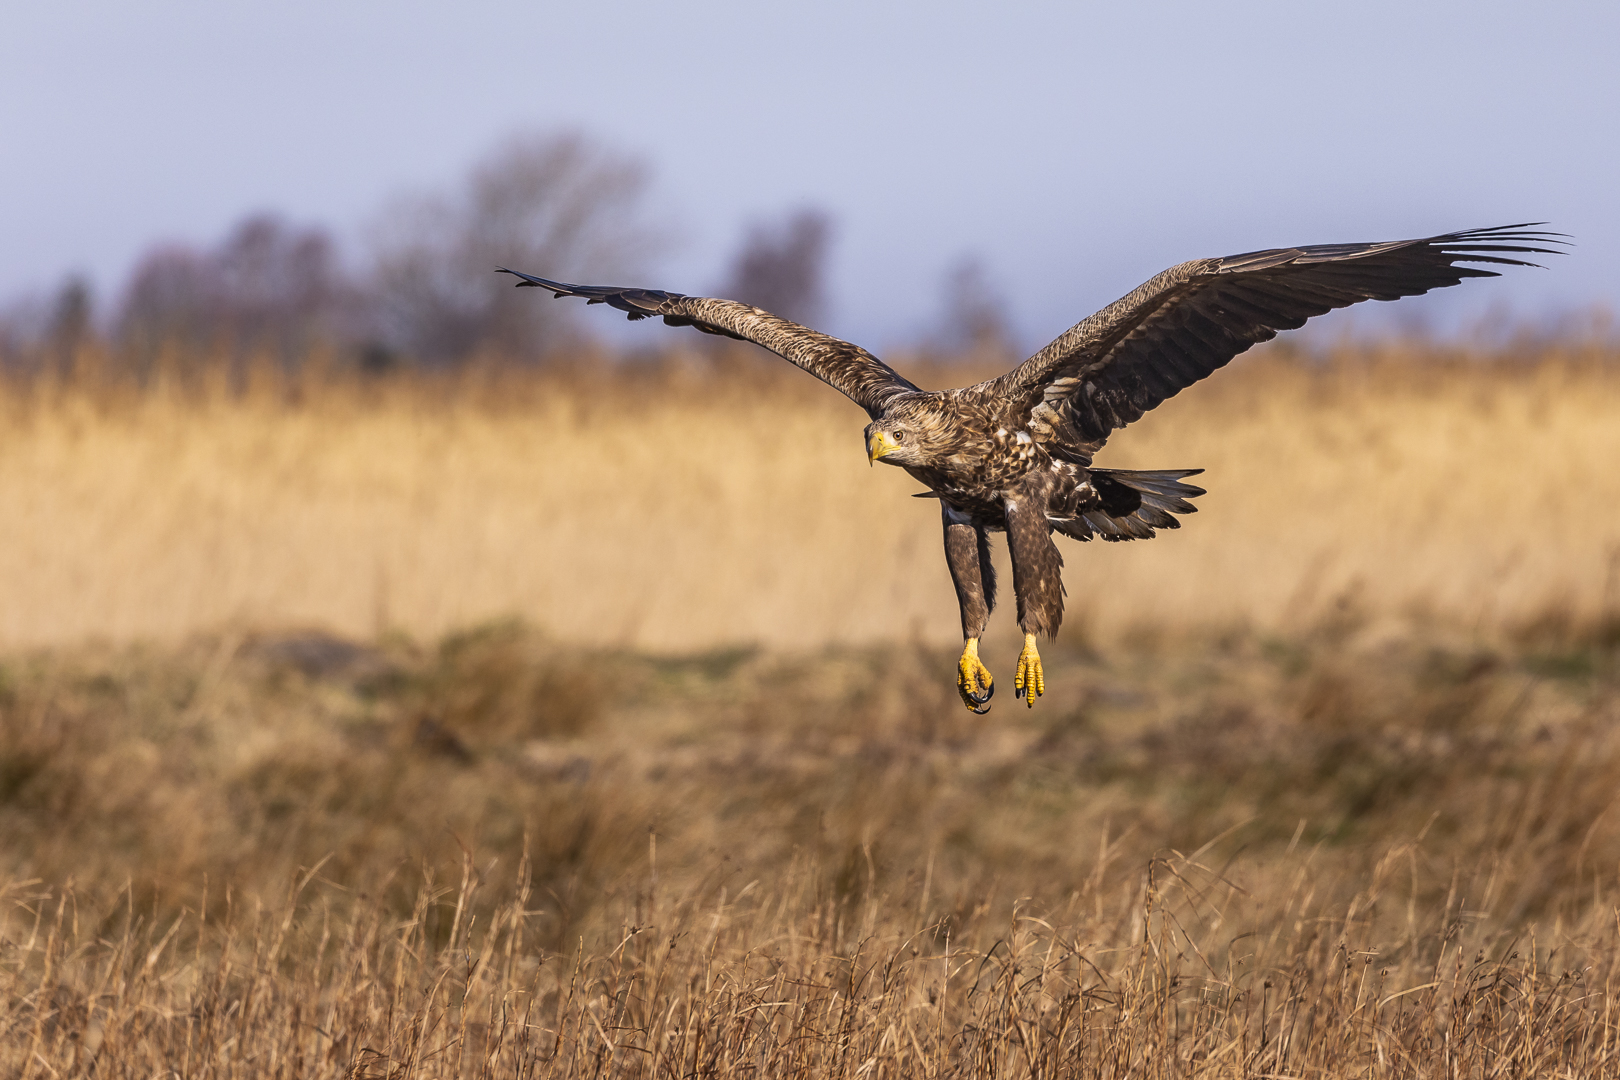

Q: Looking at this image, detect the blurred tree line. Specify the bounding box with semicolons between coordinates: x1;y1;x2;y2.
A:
0;129;1019;380
2;132;655;377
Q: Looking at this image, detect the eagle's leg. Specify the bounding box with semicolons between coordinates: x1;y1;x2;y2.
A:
944;508;997;713
1005;495;1063;708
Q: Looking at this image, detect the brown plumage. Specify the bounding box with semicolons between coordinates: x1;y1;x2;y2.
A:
500;224;1564;711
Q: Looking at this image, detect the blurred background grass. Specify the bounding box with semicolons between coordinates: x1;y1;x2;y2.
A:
2;338;1616;651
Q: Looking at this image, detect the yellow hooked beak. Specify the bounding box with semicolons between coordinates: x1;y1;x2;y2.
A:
867;430;900;465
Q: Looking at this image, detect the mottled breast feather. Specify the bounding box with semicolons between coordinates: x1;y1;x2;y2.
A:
495;269;921;419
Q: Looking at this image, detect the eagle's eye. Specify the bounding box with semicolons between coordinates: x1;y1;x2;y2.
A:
893;430;906;443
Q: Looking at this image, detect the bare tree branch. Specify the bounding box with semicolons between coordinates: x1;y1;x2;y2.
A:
368;130;661;364
116;214;351;372
717;208;833;327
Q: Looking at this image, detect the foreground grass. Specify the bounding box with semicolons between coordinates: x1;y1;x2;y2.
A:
4;615;1620;1075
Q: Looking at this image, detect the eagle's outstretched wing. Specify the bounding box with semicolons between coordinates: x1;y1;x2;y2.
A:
995;225;1567;444
497;269;922;418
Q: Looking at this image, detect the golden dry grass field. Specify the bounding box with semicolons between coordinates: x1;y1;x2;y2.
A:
3;340;1620;1077
4;341;1619;652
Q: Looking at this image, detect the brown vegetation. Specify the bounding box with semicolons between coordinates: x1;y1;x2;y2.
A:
2;339;1620;1075
5;613;1620;1075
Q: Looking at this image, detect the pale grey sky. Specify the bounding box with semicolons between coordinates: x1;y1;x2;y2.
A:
3;0;1615;350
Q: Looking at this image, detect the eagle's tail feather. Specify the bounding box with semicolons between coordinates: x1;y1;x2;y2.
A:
1052;468;1205;543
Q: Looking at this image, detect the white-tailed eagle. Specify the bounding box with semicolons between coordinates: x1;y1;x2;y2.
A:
500;225;1563;711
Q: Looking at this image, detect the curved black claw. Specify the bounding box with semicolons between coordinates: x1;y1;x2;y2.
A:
957;642;995;715
969;682;994;715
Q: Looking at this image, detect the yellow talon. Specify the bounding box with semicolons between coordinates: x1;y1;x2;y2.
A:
957;638;994;713
1015;633;1044;707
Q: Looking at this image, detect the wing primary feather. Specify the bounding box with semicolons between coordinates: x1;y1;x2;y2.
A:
1000;224;1563;446
498;267;920;414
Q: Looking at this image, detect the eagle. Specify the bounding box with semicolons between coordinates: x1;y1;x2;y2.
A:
499;225;1562;713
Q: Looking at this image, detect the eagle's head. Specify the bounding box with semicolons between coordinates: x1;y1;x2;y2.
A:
864;419;927;467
